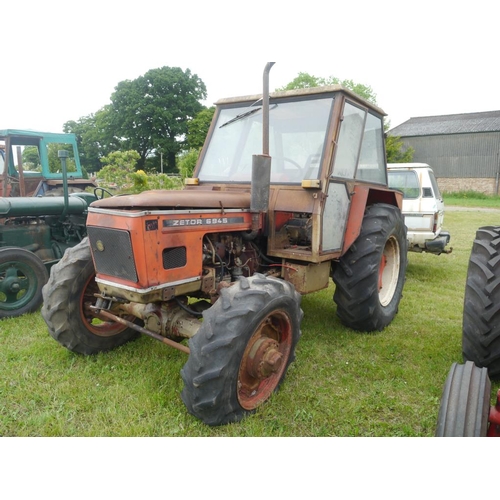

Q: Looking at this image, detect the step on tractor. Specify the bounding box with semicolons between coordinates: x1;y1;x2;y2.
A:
0;132;98;318
436;227;500;436
41;63;408;426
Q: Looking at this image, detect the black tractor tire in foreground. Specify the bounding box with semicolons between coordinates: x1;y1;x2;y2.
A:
41;238;139;355
181;274;302;426
463;226;500;378
332;203;407;332
0;247;49;319
436;361;491;437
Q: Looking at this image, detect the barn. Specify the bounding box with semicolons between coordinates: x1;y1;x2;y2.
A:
388;110;500;195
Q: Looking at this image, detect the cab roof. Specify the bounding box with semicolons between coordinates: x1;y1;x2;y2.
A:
215;85;386;117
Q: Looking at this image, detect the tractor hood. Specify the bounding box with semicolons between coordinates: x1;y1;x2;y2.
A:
90;189;251;211
0;195;89;217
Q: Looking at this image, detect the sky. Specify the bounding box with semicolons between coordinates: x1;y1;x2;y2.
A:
2;0;499;134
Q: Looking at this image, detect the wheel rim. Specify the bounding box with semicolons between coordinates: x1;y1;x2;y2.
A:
378;235;400;307
79;273;130;337
237;310;293;410
0;260;39;312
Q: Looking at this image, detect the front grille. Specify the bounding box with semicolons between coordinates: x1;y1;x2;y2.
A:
87;227;138;282
163;247;186;270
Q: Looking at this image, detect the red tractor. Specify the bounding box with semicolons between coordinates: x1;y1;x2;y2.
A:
42;63;408;426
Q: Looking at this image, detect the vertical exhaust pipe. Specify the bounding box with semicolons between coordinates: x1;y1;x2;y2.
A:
58;150;70;219
262;62;275;157
248;62;275;237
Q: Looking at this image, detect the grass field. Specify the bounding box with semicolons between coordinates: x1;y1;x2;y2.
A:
1;199;500;436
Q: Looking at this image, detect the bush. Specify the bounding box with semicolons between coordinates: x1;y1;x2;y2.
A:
98;150;140;190
129;171;183;193
97;150;184;194
177;148;200;179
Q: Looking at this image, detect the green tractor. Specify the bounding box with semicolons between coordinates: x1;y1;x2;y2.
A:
0;130;98;319
1;129;96;197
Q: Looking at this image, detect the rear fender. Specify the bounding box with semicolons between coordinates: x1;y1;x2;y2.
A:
342;185;403;255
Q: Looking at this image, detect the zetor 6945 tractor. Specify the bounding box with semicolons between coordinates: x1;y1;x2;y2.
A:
42;63;408;426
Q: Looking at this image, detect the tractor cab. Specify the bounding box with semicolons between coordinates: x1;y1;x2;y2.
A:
188;85;402;270
0;129;96;197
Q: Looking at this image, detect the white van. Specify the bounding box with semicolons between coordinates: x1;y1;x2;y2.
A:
387;163;451;255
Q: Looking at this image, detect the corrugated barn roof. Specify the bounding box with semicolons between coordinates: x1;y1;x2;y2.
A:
389;110;500;137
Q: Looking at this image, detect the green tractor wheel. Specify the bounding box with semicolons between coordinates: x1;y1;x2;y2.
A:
0;247;49;319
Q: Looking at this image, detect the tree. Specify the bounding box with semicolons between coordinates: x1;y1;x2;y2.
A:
23;144;77;174
63;106;117;174
386;134;414;163
278;72;411;161
47;143;77;174
108;67;207;171
187;107;215;150
276;72;377;104
22;146;41;170
276;72;320;91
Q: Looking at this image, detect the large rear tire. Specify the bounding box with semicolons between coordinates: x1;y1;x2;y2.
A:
462;226;500;378
435;361;491;437
181;274;302;426
41;238;139;355
0;247;49;319
333;203;407;332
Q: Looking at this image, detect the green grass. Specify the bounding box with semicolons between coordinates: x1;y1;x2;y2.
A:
1;202;500;436
444;190;500;208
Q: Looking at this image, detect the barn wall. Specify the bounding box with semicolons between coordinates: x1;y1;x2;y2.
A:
437;177;497;195
401;131;500;180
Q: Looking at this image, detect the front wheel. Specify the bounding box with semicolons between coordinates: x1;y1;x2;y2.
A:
41;238;139;355
0;247;49;319
435;361;491;437
333;203;408;332
181;274;302;426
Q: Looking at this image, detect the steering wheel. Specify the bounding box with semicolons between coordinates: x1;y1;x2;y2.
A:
94;187;114;200
275;157;303;172
272;157;304;182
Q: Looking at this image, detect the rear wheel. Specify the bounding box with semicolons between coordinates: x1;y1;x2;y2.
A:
181;274;302;426
0;247;49;319
462;226;500;378
436;361;491;437
41;238;138;355
333;204;407;332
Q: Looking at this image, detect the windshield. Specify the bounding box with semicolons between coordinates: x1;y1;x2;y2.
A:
198;97;334;183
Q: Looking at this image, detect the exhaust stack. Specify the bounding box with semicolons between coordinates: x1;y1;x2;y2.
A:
250;62;275;216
